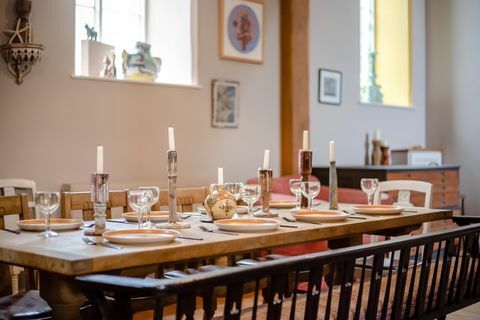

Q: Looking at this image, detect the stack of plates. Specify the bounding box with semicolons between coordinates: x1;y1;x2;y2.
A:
214;219;280;232
102;229;179;245
122;211;170;223
352;205;404;215
17;219;84;231
292;210;349;223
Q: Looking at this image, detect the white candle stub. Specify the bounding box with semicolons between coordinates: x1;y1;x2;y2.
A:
329;140;335;162
302;130;309;150
373;129;381;141
168;127;175;151
263;149;270;170
217;167;224;185
96;145;103;174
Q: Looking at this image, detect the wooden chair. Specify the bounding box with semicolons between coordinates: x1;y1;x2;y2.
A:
0;178;37;218
61;190;129;220
0;195;52;319
372;180;433;244
77;222;480;320
156;186;209;212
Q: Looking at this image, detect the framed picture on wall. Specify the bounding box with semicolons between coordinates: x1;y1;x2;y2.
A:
212;79;240;128
318;69;342;105
219;0;264;64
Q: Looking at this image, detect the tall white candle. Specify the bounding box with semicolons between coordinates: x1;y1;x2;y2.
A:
168;127;175;151
302;130;309;150
263;149;270;169
96;145;104;173
217;167;224;185
373;129;381;141
329;140;335;162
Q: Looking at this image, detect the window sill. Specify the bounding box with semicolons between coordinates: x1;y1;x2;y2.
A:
358;101;416;110
71;75;202;89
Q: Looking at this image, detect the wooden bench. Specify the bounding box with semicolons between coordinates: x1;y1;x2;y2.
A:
77;221;480;319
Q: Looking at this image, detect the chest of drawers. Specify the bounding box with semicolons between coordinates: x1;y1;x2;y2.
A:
312;165;460;209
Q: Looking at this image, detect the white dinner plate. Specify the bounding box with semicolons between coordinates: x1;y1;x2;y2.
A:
198;206;249;214
269;201;297;209
292;210;350;223
352;205;404;215
122;211;170;223
17;219;84;231
214;218;280;232
102;229;179;245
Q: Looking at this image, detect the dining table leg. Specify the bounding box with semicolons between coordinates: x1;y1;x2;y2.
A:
39;271;85;320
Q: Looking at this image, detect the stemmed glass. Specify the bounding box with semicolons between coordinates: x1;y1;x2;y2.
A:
301;181;321;211
128;189;153;230
35;192;60;238
289;178;302;211
360;178;379;205
225;182;244;214
138;186;160;229
240;184;261;218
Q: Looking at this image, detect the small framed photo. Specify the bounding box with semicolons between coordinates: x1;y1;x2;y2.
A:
318;69;342;105
212;80;240;128
219;0;264;64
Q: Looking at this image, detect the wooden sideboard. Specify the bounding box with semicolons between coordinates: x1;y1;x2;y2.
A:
312;165;460;210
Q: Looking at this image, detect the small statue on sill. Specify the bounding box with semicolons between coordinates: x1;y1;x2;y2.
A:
99;53;116;79
85;24;97;41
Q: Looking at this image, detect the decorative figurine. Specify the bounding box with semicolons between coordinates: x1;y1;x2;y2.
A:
371;129;382;165
380;140;391;166
364;133;370;165
122;42;161;81
99;52;116;79
84;24;97;41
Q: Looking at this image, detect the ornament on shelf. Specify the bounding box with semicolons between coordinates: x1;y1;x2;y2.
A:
84;24;97;41
0;0;45;85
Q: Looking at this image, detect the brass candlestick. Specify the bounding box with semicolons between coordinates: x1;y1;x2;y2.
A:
298;150;312;209
256;169;277;217
157;150;190;229
329;161;338;210
85;173;109;236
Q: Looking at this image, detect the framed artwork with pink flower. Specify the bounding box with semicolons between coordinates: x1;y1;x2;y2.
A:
220;0;264;64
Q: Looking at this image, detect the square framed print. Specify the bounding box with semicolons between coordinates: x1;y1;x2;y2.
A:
219;0;264;64
318;69;342;105
212;80;240;128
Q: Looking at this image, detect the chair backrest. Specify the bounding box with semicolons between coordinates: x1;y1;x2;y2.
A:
373;180;433;208
157;187;209;212
0;194;30;229
61;190;129;220
0;179;37;218
77;223;480;320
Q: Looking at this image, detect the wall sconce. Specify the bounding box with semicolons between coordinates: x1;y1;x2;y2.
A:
1;0;44;85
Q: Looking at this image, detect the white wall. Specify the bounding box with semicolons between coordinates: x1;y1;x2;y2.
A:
426;0;480;213
0;0;280;191
309;0;426;166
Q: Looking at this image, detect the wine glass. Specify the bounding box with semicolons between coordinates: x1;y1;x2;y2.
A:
225;182;244;214
35;191;60;238
301;181;321;211
138;186;160;228
240;184;261;218
360;178;379;205
128;189;153;230
289;178;302;211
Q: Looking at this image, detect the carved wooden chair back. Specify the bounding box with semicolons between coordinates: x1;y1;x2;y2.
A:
157;186;209;212
77;223;480;320
0;194;30;229
0;178;37;219
61;190;129;220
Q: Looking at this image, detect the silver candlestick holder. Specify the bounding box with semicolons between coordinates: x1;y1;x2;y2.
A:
329;161;338;210
84;173;109;236
157;150;190;229
255;169;278;218
298;150;312;209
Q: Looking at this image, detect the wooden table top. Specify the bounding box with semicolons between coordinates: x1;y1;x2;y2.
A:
0;204;452;276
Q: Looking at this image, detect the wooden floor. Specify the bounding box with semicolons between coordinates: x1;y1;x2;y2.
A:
449;302;480;319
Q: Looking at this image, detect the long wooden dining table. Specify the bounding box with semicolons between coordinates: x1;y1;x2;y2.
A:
0;204;452;319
